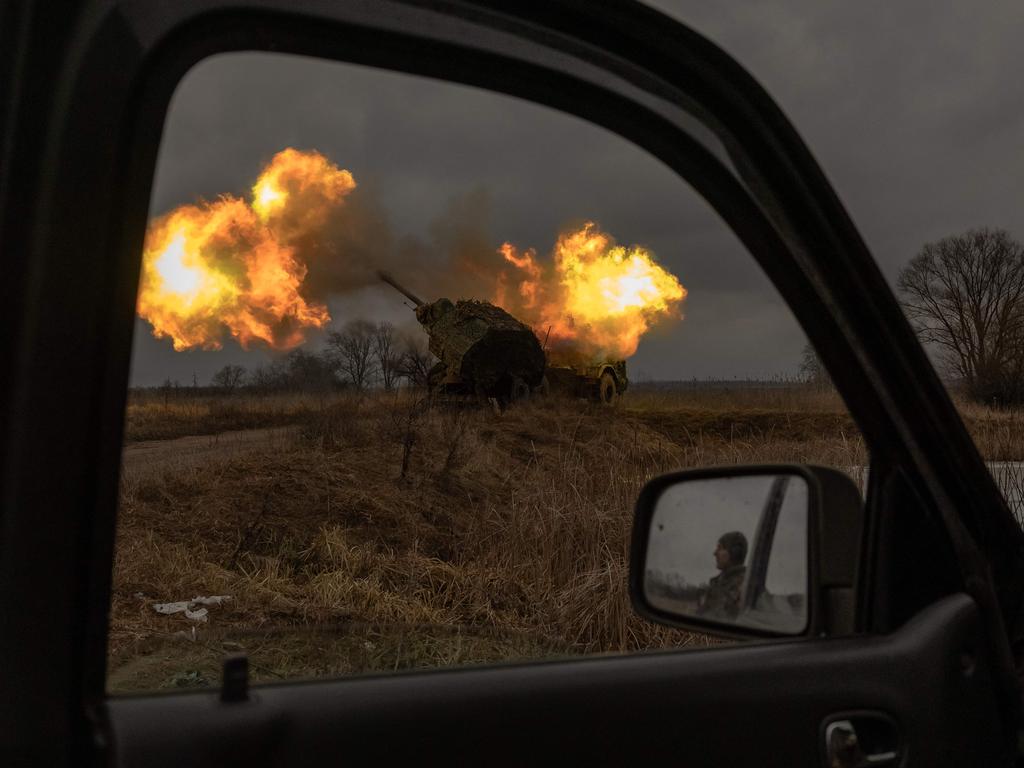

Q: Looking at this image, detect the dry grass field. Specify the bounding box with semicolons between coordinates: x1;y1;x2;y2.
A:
109;384;1024;692
124;390;327;443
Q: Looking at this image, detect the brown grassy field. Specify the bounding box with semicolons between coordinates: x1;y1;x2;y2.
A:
110;384;1023;692
124;390;327;442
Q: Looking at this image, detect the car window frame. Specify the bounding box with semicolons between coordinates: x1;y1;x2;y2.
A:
2;0;1022;759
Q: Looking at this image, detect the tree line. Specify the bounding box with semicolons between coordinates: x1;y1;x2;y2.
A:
189;320;434;395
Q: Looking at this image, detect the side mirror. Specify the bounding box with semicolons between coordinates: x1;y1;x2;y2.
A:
629;465;863;638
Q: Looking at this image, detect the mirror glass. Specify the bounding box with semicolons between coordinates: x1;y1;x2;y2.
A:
643;473;808;634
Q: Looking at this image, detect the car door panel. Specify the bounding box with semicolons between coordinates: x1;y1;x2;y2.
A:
106;595;999;767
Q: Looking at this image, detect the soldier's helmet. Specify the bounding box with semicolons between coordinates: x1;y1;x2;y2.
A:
718;531;748;565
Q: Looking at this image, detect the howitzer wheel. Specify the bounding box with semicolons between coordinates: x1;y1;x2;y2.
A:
599;371;618;405
510;376;531;403
491;376;532;413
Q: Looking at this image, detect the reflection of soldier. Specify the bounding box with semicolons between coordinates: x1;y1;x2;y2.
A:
697;531;748;620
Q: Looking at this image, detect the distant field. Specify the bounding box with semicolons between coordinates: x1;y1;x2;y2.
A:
110;384;1024;692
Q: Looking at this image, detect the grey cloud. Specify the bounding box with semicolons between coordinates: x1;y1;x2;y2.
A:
648;1;1024;278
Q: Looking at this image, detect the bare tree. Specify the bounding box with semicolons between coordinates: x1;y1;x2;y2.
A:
250;359;289;392
798;344;831;389
327;319;379;391
898;228;1024;403
249;352;336;393
285;349;337;392
211;364;246;393
372;321;399;391
394;334;435;387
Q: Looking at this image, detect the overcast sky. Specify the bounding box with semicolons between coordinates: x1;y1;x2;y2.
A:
130;1;1024;386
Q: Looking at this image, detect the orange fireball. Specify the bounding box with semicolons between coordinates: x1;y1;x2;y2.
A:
251;147;355;236
137;149;354;351
496;222;686;360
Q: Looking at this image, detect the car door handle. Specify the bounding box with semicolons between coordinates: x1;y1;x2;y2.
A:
824;716;900;767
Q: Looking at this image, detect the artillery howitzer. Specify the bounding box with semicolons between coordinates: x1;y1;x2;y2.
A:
379;272;546;405
379;272;627;406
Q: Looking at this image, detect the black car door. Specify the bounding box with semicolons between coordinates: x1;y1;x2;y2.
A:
2;1;1022;766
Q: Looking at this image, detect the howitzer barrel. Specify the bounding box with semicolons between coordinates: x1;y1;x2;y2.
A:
378;271;425;307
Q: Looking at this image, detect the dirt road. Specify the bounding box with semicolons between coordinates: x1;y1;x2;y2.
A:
120;426;300;481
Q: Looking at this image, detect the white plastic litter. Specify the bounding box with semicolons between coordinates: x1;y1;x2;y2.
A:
192;595;231;607
153;601;190;615
152;595;232;623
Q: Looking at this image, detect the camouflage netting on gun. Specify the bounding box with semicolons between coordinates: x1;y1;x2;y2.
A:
417;299;546;391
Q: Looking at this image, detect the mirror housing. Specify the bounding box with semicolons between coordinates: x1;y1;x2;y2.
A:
629;464;863;639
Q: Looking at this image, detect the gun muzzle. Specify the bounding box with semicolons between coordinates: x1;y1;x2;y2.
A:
378;271;425;308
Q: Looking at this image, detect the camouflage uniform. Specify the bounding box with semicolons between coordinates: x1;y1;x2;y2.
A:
697;564;747;620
